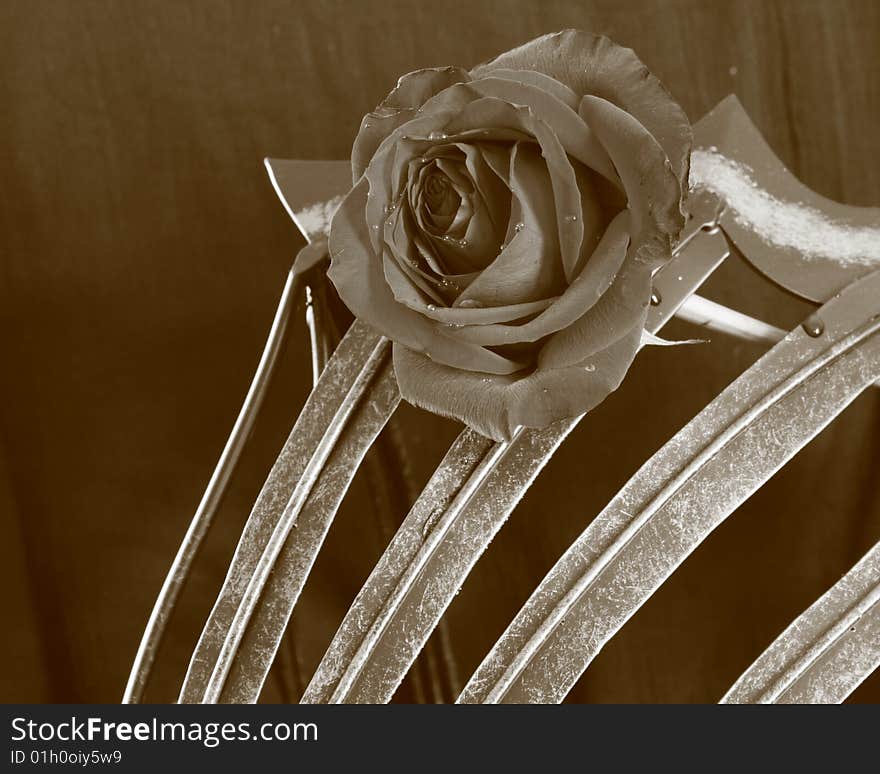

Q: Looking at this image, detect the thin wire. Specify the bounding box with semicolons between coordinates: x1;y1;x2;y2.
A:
122;265;303;703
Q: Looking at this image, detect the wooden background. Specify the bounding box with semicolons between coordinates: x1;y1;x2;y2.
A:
1;0;878;703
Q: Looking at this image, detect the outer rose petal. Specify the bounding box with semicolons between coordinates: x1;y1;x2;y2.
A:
471;29;692;188
393;321;643;442
536;94;686;370
351;66;471;182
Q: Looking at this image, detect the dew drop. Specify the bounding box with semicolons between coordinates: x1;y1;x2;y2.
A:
513;221;525;233
428;130;448;141
458;299;483;309
801;314;825;337
564;214;578;223
584;363;596;372
650;289;662;306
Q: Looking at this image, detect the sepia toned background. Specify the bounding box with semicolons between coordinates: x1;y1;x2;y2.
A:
1;0;878;703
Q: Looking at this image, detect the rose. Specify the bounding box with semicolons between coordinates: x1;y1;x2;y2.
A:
328;30;691;441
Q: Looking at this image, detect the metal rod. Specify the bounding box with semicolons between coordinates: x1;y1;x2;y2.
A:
123;265;303;703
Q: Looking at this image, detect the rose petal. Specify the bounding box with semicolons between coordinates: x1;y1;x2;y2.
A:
351;66;471;181
476;68;581;109
401;291;556;325
538;255;652;369
328;178;527;375
463;76;618;183
393;320;643;441
451;210;631;346
417;82;617;187
478;142;515;184
567;160;614;280
455;143;566;307
579;94;683;265
471;30;692;187
458;143;511;242
383;253;443;307
384;212;448;304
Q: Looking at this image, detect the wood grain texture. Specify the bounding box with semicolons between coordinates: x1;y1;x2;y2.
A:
0;0;878;702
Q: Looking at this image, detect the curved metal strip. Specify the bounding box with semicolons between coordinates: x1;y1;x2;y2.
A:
178;320;397;702
691;95;880;303
722;540;880;704
459;268;880;704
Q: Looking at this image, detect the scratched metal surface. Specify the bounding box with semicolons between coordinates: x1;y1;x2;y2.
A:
1;0;878;702
460;270;880;703
722;538;880;704
177;320;397;703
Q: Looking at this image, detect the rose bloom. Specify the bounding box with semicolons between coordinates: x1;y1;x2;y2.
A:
328;30;691;441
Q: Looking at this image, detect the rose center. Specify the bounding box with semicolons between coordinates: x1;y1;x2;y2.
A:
422;171;460;217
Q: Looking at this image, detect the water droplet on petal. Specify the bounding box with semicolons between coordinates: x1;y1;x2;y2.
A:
428;130;448;140
650;289;662;306
458;299;483;309
584;363;596;372
426;304;437;312
564;214;578;223
513;222;525;233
